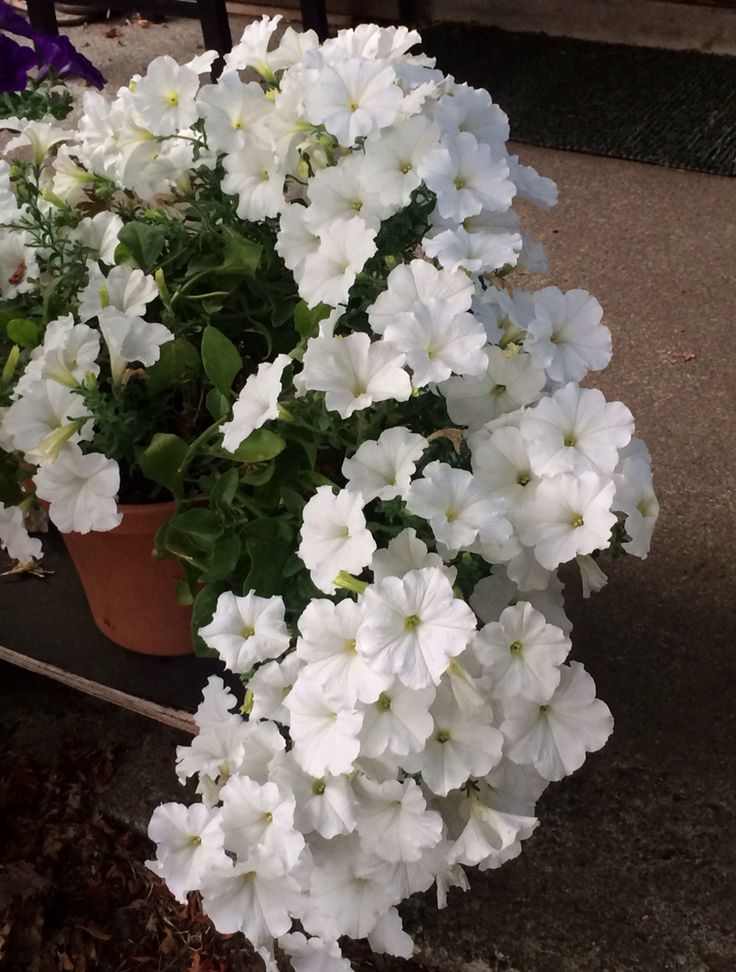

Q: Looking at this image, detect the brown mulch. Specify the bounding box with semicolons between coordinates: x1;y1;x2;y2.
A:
0;737;432;972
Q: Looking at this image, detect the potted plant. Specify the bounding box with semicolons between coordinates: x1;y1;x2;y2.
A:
1;16;660;962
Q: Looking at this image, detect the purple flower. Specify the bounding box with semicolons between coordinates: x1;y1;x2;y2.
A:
0;0;35;39
0;33;36;92
34;34;105;88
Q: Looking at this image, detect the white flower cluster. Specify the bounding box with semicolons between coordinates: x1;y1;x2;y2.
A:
130;18;661;971
0;15;659;962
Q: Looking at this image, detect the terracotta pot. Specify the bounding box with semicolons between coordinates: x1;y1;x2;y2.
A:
61;501;193;656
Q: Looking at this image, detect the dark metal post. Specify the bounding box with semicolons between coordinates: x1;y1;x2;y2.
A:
25;0;59;35
198;0;232;79
300;0;328;40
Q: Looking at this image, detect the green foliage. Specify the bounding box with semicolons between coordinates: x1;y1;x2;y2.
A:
201;326;243;396
116;222;166;274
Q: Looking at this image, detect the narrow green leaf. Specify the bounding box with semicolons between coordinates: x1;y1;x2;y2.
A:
201;325;242;396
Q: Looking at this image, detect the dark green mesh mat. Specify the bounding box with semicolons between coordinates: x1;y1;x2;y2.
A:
421;24;736;176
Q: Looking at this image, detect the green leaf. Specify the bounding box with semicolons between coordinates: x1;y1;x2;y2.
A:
206;388;230;421
168;507;223;542
201;325;242;396
294;301;331;342
199;533;242;583
290;301;331;361
191;583;227;657
221;227;263;275
116;222;165;273
243;521;294;596
6;318;39;349
210;467;239;512
138;433;188;497
212;429;285;463
147;338;201;393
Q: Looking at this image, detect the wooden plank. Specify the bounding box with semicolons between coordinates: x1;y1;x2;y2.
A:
0;645;197;735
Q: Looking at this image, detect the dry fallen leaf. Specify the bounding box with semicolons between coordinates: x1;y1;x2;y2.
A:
677;351;696;362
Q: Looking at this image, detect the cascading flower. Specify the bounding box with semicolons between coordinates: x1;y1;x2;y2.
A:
0;19;658;971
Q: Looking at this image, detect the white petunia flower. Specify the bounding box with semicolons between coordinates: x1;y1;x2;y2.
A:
441;345;546;430
342;426;427;502
305;58;405;146
74;212;123;265
367;259;472;336
515;471;617;570
78;264;159;323
473;602;571;703
0;230;39;299
284;672;363;777
220;354;290;453
5;120;70;164
197;72;272;153
298;216;377;308
305;836;399;940
358;678;435;758
296;597;390;704
270;751;357;838
224;14;283;78
34;444;121;534
382;299;487;387
98;308;173;385
279;933;351;972
276;203;321;277
361;115;441;208
432;83;509;150
222;141;286;221
194;675;241;731
520;382;634;477
366;907;414;959
525;287;611;384
448;788;538;869
0;160;20;225
200;853;301;945
401;684;504;796
355;777;443;862
501;661;613;781
50;146;94;205
130;55;200;135
300;332;410;419
0;503;42;562
147;802;226;902
298;486;377;594
423;223;522;275
507;155;558;209
220;774;305;868
304;154;397;233
470;569;572;635
357;567;477;689
198;591;290;673
3;379;92;458
406;461;508;555
248;652;302;725
471;425;537;508
614;452;659;559
371;528;456;586
418;132;514;222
